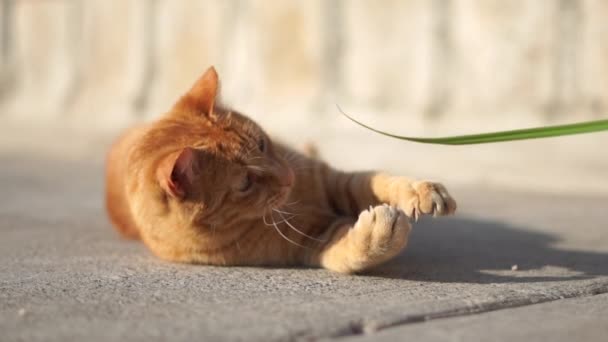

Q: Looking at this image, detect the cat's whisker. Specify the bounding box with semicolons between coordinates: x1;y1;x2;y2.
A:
269;212;308;249
283;151;295;161
283;200;301;207
274;210;326;243
274;213;297;224
263;210;293;226
283;152;306;165
271;207;295;216
262;213;274;227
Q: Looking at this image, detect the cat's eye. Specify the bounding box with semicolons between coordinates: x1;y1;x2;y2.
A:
258;137;266;152
237;173;253;192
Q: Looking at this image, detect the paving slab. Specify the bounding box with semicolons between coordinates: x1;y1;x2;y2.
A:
1;154;608;341
344;293;608;342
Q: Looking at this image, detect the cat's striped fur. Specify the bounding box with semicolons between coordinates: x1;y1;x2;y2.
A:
105;67;456;273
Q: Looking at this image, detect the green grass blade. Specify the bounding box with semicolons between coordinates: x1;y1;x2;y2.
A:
337;106;608;145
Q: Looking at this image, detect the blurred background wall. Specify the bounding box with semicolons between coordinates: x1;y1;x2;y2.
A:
1;0;607;194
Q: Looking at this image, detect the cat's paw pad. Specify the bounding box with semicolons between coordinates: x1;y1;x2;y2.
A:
405;181;457;220
351;204;410;262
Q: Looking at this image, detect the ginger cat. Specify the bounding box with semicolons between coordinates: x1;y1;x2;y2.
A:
105;67;456;273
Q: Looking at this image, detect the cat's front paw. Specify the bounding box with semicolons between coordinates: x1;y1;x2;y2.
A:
347;204;410;272
400;181;457;220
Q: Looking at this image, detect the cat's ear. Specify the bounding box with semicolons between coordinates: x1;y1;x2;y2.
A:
177;66;220;116
157;148;198;199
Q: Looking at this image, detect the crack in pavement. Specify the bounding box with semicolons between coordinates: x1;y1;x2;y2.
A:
318;281;608;340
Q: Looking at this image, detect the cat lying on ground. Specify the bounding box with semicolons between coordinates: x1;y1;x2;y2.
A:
105;67;457;273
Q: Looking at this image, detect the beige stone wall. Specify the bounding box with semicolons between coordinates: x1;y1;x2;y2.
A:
1;0;607;193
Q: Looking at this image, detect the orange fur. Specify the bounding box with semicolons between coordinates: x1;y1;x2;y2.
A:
104;67;457;273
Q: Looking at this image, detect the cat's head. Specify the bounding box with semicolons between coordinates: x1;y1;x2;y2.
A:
141;67;295;224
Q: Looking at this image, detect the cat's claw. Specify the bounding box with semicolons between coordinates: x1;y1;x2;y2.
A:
405;181;457;220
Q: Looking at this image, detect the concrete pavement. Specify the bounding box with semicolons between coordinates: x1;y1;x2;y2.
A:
1;154;608;341
345;293;608;342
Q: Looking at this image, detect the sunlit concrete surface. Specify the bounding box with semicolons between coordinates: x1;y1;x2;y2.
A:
1;147;607;341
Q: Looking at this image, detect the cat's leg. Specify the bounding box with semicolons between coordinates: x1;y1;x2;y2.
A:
311;204;411;273
322;167;457;220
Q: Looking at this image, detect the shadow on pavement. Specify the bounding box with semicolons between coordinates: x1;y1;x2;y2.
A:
368;216;608;283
